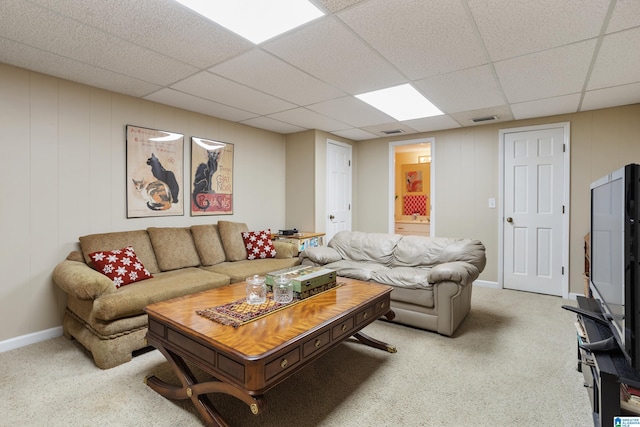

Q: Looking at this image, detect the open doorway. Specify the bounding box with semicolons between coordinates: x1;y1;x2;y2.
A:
389;138;434;236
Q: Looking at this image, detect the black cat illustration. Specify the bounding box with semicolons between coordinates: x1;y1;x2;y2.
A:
192;149;221;210
146;153;179;204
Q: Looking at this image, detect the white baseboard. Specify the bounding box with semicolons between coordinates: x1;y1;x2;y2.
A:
474;280;500;289
566;292;582;301
0;326;63;353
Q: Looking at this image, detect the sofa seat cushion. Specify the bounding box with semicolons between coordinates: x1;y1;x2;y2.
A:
389;286;435;309
328;231;401;265
370;266;432;290
79;230;160;274
203;258;301;283
147;227;201;271
323;260;389;282
93;268;229;321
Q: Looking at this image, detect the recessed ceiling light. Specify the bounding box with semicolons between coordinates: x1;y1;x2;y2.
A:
355;84;443;121
175;0;325;44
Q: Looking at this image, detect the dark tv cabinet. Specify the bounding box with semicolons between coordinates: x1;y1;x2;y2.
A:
576;296;640;426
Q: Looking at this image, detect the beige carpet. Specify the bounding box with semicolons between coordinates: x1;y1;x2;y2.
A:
0;285;592;427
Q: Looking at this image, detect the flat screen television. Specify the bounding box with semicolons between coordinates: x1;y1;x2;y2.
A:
589;163;640;369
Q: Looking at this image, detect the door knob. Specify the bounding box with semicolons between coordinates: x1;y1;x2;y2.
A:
329;215;335;220
506;217;513;223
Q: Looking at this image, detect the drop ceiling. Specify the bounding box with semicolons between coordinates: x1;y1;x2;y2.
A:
1;0;639;140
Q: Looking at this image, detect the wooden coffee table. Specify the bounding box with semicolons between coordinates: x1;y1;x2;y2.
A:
144;277;396;427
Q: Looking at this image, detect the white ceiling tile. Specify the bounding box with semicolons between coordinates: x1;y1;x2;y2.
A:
339;0;488;79
588;28;640;90
449;105;515;127
403;115;462;133
606;0;640;33
511;94;581;120
414;65;505;113
209;49;346;105
315;0;367;13
330;128;380;141
144;89;258;122
263;17;405;94
582;82;640;111
267;108;351;132
307;96;395;127
171;72;296;115
240;116;307;134
0;38;162;97
1;1;637;137
495;40;597;103
468;0;609;61
29;0;253;68
0;1;198;86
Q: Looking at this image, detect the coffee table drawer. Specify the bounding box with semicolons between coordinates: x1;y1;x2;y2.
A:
375;298;390;314
355;306;375;326
265;348;300;380
167;328;217;365
303;330;331;358
332;316;355;340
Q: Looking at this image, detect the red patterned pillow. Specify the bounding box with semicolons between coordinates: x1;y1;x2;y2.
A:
89;246;153;288
241;229;277;260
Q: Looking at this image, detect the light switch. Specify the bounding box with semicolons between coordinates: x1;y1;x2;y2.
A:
488;198;496;208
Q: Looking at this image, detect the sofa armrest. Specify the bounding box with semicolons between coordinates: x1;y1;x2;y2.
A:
428;261;480;286
52;253;115;300
273;240;299;258
300;246;343;264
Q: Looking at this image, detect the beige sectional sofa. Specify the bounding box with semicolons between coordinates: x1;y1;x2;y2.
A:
299;231;486;336
53;221;300;369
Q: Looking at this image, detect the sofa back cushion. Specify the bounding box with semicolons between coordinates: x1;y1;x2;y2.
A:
218;221;249;261
79;230;160;274
147;227;201;271
191;224;226;266
328;231;401;266
393;236;486;271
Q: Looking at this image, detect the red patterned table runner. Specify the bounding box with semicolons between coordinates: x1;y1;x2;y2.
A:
197;283;343;328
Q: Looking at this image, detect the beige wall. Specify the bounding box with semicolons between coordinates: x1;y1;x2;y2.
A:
1;60;638;345
284;130;356;234
354;104;640;295
0;64;288;342
284;130;316;231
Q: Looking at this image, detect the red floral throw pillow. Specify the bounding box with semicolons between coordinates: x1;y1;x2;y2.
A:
241;229;277;260
89;246;153;288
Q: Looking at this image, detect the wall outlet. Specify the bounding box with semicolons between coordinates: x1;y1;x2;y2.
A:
488;198;496;209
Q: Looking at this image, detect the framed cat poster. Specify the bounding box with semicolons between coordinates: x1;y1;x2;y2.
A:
126;125;184;218
190;136;234;216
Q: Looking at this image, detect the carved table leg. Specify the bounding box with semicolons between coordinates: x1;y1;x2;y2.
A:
145;345;265;427
353;311;398;353
353;331;398;353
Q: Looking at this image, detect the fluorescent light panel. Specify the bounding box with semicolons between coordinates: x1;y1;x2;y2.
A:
175;0;324;44
356;84;444;121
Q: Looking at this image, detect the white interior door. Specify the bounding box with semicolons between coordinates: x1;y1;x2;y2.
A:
502;124;569;296
326;140;352;243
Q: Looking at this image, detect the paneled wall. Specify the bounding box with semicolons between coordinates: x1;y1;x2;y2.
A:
0;64;287;342
355;104;640;295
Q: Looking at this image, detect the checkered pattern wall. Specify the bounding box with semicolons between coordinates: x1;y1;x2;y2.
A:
403;195;427;215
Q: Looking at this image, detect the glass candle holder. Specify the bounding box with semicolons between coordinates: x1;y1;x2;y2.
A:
273;274;293;303
246;275;266;305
